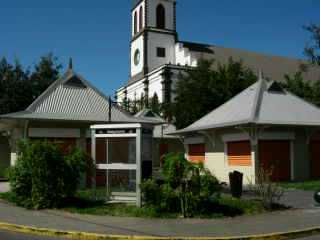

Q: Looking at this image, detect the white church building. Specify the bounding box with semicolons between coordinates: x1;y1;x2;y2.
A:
116;0;320;105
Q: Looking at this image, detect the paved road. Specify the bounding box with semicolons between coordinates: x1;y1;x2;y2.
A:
0;230;66;240
296;235;320;240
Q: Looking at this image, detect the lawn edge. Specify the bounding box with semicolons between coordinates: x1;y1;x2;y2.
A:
0;221;319;240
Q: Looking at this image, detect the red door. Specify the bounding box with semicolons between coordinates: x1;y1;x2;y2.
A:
86;139;107;187
310;140;320;179
259;140;291;182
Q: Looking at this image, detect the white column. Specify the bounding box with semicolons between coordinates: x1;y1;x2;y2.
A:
136;127;142;207
250;126;259;185
91;129;96;191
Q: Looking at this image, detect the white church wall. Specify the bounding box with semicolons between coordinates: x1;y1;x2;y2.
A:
147;32;175;72
175;43;198;67
126;79;146;101
132;1;145;36
148;70;164;102
131;35;144;77
117;88;126;102
147;0;175;30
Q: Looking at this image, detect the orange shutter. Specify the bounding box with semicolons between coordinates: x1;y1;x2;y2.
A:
188;144;205;163
227;141;251;166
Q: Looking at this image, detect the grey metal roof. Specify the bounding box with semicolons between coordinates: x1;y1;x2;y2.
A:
134;109;178;138
0;69;152;124
200;44;320;83
134;109;165;124
173;74;320;134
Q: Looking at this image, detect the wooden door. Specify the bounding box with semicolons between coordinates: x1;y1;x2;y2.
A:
259;140;291;182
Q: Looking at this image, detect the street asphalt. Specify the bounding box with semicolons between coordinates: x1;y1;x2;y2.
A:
296;235;320;240
0;230;66;240
0;182;319;238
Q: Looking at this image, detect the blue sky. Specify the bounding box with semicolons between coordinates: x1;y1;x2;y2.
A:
0;0;319;96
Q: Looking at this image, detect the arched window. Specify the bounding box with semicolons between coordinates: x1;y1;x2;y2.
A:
156;4;165;29
134;11;138;34
139;6;143;31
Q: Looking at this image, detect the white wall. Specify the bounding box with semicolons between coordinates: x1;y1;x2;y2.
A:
175;43;198;67
148;70;164;102
131;35;144;77
185;129;256;185
147;32;175;72
147;0;175;30
126;78;146;101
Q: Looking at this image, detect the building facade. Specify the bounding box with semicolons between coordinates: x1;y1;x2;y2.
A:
173;77;320;184
117;0;320;105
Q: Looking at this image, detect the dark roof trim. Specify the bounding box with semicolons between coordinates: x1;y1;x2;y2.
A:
180;41;214;54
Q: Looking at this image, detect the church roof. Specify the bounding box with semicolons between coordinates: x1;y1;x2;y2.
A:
173;74;320;134
188;42;320;83
0;66;151;124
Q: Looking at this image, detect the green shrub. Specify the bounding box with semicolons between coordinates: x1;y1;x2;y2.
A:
141;153;222;217
8;140;87;209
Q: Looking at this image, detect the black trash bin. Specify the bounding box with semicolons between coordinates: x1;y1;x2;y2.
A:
229;171;243;198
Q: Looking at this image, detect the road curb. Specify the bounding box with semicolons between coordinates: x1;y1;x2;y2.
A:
0;221;319;240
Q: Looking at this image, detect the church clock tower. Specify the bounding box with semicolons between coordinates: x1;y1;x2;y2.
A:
130;0;177;82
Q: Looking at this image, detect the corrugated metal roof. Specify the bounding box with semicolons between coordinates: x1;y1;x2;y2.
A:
134;109;165;124
173;75;320;134
201;44;320;83
134;109;177;138
0;69;152;124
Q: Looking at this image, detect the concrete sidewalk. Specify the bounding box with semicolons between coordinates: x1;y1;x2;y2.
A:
0;200;319;238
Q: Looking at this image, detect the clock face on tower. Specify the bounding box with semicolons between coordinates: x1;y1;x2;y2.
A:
134;49;140;66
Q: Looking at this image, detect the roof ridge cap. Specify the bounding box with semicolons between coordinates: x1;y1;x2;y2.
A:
250;77;266;123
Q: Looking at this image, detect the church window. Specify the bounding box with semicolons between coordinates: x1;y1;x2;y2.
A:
139;6;143;31
134;11;138;34
157;47;166;58
156;4;165;29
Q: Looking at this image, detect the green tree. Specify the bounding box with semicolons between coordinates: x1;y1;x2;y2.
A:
304;24;320;66
150;93;161;115
282;23;320;107
0;58;30;114
29;53;62;100
284;72;313;102
0;54;62;115
171;58;257;129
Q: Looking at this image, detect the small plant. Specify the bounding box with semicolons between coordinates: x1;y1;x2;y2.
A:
141;153;222;218
250;168;284;209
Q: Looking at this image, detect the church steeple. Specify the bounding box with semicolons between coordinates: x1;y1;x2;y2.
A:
130;0;177;80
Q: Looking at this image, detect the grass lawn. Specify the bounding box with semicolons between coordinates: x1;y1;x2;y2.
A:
280;180;320;191
0;189;266;219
